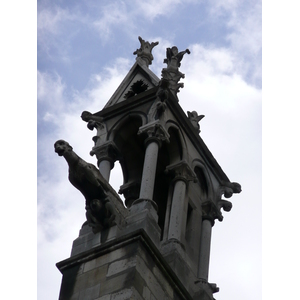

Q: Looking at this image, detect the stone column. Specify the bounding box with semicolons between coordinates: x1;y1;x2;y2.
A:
137;122;170;204
198;201;222;281
198;218;213;281
166;161;196;243
139;140;160;200
90;141;120;182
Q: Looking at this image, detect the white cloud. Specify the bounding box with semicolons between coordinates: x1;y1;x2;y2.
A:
92;2;130;42
133;0;182;20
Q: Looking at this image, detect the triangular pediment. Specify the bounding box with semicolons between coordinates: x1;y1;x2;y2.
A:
104;60;160;108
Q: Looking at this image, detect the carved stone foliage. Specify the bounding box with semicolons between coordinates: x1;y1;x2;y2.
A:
138;122;170;147
187;111;205;133
161;46;190;97
81;111;108;148
207;181;242;224
90;141;120;168
54;140;116;234
133;36;159;67
165;160;197;184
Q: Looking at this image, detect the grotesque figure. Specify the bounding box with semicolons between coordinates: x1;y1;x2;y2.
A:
54;140;116;233
187;111;205;133
164;46;190;71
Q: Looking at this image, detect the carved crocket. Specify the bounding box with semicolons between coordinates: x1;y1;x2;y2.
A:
54;140;116;233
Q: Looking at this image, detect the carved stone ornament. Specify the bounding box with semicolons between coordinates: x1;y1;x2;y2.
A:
133;36;159;67
54;140;116;234
161;46;190;97
165;160;197;185
213;181;242;222
219;181;242;199
187;111;205;133
138;122;170;147
90;141;120;169
81;111;107;148
201;201;223;225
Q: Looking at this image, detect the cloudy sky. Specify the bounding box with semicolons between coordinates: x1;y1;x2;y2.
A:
36;0;263;299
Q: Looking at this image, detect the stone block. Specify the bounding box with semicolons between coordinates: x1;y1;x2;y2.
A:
107;256;137;277
83;242;137;273
99;269;136;297
78;283;101;300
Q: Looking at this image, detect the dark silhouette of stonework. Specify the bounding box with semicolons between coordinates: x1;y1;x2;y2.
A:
55;36;241;300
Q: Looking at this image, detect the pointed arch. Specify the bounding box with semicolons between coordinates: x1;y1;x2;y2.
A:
192;159;214;201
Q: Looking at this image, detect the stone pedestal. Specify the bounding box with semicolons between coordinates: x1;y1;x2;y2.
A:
57;229;193;300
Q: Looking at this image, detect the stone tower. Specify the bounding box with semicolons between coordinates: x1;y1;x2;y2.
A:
55;37;241;300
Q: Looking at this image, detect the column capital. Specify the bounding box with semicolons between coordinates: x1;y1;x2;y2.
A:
138;121;170;148
90;141;121;168
165;160;197;184
201;201;223;226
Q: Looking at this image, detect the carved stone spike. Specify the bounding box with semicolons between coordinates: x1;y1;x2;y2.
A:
133;36;159;67
54;139;116;234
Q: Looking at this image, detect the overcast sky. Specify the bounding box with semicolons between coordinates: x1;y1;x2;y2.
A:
36;1;263;299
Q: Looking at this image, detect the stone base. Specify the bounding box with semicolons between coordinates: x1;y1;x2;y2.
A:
57;229;192;300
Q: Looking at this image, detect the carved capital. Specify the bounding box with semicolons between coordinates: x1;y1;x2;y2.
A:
138;121;170;148
90;141;120;168
119;181;141;207
165;160;197;185
201;201;223;226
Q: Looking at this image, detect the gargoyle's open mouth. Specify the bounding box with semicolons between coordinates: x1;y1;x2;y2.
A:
55;147;65;156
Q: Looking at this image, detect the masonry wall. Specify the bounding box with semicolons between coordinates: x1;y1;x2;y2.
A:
57;227;192;300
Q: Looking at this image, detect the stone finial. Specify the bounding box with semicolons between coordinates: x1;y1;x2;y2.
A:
187;111;205;133
161;46;190;98
133;36;159;67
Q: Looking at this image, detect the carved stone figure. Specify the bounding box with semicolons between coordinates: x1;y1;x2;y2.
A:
187;111;205;133
161;46;190;97
163;46;190;71
133;36;159;67
54;140;116;233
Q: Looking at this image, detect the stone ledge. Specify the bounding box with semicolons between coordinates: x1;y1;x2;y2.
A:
57;228;193;300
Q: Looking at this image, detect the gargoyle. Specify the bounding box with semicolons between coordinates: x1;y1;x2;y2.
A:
54;140;116;233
